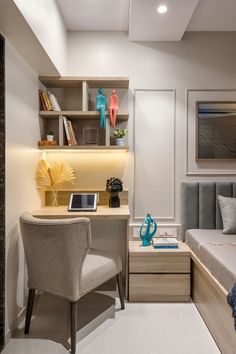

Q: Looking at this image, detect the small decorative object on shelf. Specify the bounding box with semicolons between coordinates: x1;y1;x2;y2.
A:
140;213;157;247
109;89;118;128
113;129;127;146
83;127;98;145
106;177;123;208
47;131;54;142
36;159;76;206
96;88;106;129
38;140;57;147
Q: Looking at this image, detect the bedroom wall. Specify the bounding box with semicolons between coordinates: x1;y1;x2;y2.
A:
13;0;67;74
5;40;41;338
63;31;236;226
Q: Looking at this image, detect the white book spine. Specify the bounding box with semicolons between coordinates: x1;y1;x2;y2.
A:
62;116;71;145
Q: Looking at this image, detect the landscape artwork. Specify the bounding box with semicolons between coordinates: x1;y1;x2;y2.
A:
197;102;236;160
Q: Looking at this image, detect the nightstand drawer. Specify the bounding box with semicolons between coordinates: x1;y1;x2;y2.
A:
129;255;190;273
129;274;190;302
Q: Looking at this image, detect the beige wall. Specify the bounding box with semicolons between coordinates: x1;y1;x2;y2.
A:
5;40;41;337
13;0;67;74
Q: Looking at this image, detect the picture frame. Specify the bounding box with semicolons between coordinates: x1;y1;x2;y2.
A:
196;101;236;161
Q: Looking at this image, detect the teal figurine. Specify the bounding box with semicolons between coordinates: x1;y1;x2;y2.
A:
140;213;157;247
96;88;106;129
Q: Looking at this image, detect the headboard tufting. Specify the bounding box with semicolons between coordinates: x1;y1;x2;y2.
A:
180;182;236;240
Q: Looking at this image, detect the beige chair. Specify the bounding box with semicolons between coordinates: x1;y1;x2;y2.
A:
20;212;125;354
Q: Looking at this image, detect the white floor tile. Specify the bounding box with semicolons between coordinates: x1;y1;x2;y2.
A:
3;292;220;354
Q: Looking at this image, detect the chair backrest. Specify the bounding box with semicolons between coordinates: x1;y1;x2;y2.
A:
180;182;236;241
20;212;92;302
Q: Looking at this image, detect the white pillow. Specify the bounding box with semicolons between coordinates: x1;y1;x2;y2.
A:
218;195;236;234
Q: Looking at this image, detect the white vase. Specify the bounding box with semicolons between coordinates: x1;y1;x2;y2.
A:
115;138;125;146
47;135;54;141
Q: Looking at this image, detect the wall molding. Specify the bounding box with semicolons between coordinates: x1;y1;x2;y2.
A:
0;34;5;352
186;89;236;176
133;89;176;221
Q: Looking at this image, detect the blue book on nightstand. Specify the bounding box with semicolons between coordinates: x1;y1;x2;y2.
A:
152;237;179;249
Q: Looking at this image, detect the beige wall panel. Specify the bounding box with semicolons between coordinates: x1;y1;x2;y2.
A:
134;90;175;220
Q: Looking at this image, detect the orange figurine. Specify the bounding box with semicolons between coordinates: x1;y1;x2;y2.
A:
109;90;118;128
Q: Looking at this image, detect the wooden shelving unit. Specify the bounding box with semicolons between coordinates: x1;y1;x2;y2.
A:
39;111;129;120
38;145;129;151
39;76;129;88
39;76;129;151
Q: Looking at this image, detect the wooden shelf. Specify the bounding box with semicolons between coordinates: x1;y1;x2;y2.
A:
39;111;129;120
39;76;129;88
38;145;129;151
39;75;129;151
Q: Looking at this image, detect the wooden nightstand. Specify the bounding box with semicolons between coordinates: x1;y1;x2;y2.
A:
128;241;191;302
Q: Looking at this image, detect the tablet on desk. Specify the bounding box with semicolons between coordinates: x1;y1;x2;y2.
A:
68;193;97;212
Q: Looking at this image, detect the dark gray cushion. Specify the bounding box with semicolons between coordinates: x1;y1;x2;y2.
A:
218;195;236;234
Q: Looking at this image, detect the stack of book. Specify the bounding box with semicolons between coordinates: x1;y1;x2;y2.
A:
152;237;179;249
39;90;61;111
62;116;78;146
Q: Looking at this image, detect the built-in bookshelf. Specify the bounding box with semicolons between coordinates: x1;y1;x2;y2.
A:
38;76;129;151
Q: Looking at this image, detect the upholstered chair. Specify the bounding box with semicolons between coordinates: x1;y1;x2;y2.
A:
20;212;125;354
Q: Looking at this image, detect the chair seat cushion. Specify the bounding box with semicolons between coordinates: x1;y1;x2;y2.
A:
80;248;122;296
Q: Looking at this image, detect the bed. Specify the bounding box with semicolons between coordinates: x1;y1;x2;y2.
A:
181;182;236;354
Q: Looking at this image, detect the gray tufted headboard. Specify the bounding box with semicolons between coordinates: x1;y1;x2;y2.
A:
180;182;236;240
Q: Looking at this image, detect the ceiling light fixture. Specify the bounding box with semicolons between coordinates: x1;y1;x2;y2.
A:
157;4;168;14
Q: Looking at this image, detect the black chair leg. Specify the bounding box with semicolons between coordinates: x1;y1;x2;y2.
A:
24;289;36;334
70;301;77;354
116;272;125;310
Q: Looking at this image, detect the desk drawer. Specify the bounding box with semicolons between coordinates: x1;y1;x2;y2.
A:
129;274;190;302
129;255;190;273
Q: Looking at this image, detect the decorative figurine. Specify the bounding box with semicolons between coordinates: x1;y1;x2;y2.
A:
109;90;118;128
96;88;106;129
106;177;123;208
140;213;157;247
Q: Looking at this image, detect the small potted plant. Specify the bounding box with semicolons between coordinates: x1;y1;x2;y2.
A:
47;131;54;142
106;177;123;208
113;129;127;146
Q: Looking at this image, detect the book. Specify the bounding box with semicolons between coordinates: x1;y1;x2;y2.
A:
152;237;179;249
39;90;47;111
48;91;61;111
67;120;78;145
42;91;52;111
62;116;72;145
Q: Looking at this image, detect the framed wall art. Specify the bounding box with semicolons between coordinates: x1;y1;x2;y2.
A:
196;101;236;160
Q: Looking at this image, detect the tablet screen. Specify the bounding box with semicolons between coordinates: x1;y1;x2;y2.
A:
69;193;97;211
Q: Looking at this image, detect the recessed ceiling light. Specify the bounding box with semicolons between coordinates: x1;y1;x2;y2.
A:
157;4;168;14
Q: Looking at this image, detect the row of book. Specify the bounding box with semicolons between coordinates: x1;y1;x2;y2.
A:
62;116;78;146
39;90;61;111
152;237;179;249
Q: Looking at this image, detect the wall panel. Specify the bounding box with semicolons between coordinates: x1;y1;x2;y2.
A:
134;90;175;220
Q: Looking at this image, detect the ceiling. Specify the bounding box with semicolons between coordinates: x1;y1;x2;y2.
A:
56;0;236;41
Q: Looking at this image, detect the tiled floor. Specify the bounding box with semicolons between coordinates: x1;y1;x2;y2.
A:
3;291;220;354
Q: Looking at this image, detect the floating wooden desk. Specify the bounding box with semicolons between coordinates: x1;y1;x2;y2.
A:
32;205;130;220
32;205;130;298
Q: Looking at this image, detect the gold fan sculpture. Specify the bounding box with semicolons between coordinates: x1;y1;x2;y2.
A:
36;159;76;206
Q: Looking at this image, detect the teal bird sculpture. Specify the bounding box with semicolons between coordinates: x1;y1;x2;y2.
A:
140;213;157;247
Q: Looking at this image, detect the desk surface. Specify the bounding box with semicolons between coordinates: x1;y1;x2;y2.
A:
33;205;130;219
